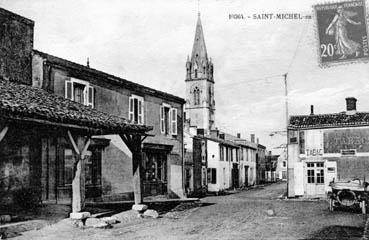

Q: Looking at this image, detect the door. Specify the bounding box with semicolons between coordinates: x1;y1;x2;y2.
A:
306;162;325;196
232;163;239;188
143;151;168;196
245;166;249;186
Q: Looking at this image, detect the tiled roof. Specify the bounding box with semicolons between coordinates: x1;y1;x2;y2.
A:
33;50;185;104
0;79;153;134
195;135;239;147
289;112;369;130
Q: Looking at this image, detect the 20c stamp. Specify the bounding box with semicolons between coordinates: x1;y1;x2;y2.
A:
314;0;369;66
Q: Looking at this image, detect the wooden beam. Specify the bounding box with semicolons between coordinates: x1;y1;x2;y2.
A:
67;130;80;155
119;133;144;205
0;126;9;143
67;130;91;213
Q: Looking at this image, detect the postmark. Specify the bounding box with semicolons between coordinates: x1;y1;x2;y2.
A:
314;0;369;66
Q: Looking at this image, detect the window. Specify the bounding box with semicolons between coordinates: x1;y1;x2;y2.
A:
299;131;305;154
207;168;216;184
225;147;229;161
160;104;177;136
65;78;94;107
282;170;287;179
283;161;286;167
143;152;167;182
85;149;102;186
64;149;74;185
219;146;224;161
307;162;324;184
193;87;200;105
229;148;233;162
63;148;101;186
129;95;144;125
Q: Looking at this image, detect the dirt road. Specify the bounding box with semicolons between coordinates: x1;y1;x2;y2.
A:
16;182;367;240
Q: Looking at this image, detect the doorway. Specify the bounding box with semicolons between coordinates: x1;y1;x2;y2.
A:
306;162;325;196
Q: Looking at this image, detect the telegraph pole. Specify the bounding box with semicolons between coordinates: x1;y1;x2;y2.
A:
284;73;289;197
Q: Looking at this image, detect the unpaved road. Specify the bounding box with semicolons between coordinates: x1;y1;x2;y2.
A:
15;182;367;240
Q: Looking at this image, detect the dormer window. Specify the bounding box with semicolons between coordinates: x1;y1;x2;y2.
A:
65;78;94;108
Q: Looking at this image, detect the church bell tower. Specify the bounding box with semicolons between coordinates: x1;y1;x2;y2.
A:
185;13;215;134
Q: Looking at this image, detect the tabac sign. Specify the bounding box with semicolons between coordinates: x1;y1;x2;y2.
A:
314;0;369;66
323;128;369;153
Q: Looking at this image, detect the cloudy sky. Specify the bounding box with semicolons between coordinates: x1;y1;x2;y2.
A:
2;0;369;152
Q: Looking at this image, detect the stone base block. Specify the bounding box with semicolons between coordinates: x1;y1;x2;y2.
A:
70;212;91;220
132;204;148;212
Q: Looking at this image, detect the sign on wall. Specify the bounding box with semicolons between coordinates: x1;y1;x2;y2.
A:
324;128;369;153
314;0;369;66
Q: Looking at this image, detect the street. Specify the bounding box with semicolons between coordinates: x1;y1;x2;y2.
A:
15;182;367;240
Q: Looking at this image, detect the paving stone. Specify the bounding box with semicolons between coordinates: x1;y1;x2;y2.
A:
143;209;159;219
266;209;275;216
70;212;91;220
132;204;148;212
85;218;101;227
100;217;119;225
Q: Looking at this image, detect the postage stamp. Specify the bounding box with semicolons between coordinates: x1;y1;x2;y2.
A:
314;0;369;66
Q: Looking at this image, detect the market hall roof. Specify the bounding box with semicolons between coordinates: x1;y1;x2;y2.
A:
288;112;369;130
0;78;153;134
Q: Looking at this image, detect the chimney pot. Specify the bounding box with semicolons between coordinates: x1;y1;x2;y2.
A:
237;133;241;138
310;105;314;115
345;97;357;113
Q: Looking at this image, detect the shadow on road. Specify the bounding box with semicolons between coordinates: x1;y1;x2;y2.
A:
304;225;363;240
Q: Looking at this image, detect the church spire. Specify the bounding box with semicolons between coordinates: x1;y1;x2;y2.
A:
191;13;208;63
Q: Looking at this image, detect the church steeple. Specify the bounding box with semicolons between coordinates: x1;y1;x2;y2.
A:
191;13;208;64
186;13;213;81
185;12;215;133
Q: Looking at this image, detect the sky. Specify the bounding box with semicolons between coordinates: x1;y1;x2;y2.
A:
2;0;369;153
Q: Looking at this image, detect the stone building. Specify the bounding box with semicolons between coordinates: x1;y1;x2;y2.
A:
32;50;185;202
0;8;152;210
0;7;186;207
183;13;262;194
288;98;369;198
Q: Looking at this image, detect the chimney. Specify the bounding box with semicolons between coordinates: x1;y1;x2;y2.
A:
237;133;241;138
257;138;259;144
210;128;219;138
310;105;314;115
251;134;255;143
197;128;205;136
346;97;357;115
219;133;225;139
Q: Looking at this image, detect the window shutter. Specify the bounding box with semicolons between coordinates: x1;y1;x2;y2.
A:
65;80;73;100
87;86;94;108
160;106;165;134
129;97;134;122
171;108;177;135
138;99;144;124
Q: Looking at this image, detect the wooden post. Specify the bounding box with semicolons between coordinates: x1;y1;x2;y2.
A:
132;149;143;205
67;130;90;213
120;134;144;205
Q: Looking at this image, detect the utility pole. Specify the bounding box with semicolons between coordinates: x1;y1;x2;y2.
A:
284;73;289;128
284;73;289;198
